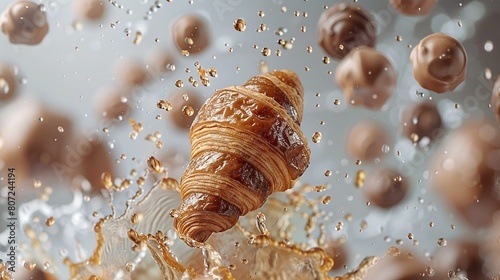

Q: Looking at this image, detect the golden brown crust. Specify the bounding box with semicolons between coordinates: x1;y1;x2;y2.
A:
174;70;310;243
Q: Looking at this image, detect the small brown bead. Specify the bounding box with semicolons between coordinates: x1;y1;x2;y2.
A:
401;102;443;143
410;32;467;93
317;3;376;60
335;47;396;110
0;0;49;45
346;121;390;161
363;168;408;208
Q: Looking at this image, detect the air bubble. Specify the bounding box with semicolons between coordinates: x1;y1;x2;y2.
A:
484;40;493;52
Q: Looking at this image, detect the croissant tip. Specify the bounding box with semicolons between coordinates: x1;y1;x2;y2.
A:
191;230;212;243
174;222;213;244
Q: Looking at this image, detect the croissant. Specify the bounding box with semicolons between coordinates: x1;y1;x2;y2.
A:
173;70;310;243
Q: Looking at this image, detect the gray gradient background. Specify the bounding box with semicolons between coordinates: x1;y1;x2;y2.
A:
1;0;500;278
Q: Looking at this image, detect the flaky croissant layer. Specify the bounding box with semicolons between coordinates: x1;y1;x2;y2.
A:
173;70;310;243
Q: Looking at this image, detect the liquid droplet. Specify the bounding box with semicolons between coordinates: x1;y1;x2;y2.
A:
261;47;271;56
0;78;9;94
387;246;400;256
355;170;365;188
45;217;55;227
437;238;447;246
312;132;322;143
182;105;194;117
485;41;494;52
255;212;270;236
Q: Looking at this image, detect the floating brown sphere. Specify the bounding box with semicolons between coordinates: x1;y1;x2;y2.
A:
0;0;49;45
74;0;106;21
169;91;203;131
78;137;115;191
432;240;486;279
346;121;390;161
401;102;443;143
492;76;500;125
364;249;430;280
174;70;310;243
147;48;174;76
335;47;396;110
482;221;500;279
390;0;438;16
431;121;500;227
173;14;210;55
410;32;467;93
13;267;57;280
94;87;131;120
317;3;376;60
0;100;72;183
324;237;349;271
0;64;17;101
114;59;150;87
363;168;408;208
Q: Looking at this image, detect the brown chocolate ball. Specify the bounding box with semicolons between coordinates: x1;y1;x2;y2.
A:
147;48;174;76
13;267;57;280
0;64;17;101
324;237;349;271
335;47;396;110
482;221;500;278
390;0;438;16
172;14;210;55
401;102;443;143
431;121;500;227
432;240;486;279
0;0;49;45
79;137;115;190
363;168;408;208
74;0;106;21
317;3;376;60
115;59;150;87
94;86;131;120
0;100;72;183
364;249;430;280
346;121;390;161
492;76;500;125
169;90;203;130
410;32;467;93
114;59;150;88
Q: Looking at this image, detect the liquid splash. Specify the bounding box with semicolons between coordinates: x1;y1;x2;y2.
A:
67;176;377;279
